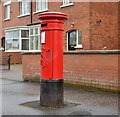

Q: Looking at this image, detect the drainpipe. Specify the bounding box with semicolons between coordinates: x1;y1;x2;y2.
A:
30;0;32;23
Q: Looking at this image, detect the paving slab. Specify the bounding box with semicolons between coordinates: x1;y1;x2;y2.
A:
2;64;22;81
1;79;119;115
1;64;119;115
19;100;91;115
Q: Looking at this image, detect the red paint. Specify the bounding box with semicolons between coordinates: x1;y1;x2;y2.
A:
38;12;68;80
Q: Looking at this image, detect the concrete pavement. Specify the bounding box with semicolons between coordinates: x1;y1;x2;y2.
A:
2;64;22;81
1;79;119;115
1;64;119;115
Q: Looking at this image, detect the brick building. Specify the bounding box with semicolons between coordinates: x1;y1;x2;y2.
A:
0;1;119;90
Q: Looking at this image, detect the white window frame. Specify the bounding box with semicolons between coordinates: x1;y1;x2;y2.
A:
4;1;11;21
4;27;30;52
33;0;49;14
4;26;41;52
60;0;73;8
21;29;29;51
18;0;30;18
29;27;41;52
5;29;20;52
67;30;82;51
75;30;82;48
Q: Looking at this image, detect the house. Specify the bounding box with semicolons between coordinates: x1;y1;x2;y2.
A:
0;0;119;90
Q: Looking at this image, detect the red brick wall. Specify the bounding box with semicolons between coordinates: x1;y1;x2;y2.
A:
22;54;41;79
36;2;91;50
1;2;118;50
63;53;118;90
1;2;91;50
1;1;119;75
1;50;22;64
0;2;2;47
90;2;118;50
1;2;90;64
2;2;31;34
22;52;119;90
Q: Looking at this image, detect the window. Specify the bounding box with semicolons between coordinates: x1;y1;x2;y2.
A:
1;37;5;50
21;30;29;50
67;30;82;50
60;0;73;8
20;0;29;16
5;5;10;19
36;0;48;12
63;0;73;5
29;28;41;50
5;26;41;52
5;30;20;51
4;1;11;20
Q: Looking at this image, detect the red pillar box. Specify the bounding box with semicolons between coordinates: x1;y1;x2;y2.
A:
38;12;68;107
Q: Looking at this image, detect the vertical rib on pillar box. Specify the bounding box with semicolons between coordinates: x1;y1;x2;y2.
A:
38;12;68;107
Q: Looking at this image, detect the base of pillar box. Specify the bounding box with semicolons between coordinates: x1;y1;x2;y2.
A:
40;79;64;107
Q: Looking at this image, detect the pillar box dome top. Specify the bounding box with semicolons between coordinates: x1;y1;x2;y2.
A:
38;12;68;20
38;12;68;31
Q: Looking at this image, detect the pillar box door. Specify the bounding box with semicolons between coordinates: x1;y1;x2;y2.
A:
41;30;53;79
38;12;68;107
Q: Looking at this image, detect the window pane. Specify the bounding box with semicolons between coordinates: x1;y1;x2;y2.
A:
30;36;37;50
5;30;20;51
20;2;22;15
45;0;47;9
24;1;27;14
30;36;34;50
35;36;38;50
69;30;76;45
13;39;19;49
8;5;10;18
35;28;38;34
30;36;41;50
63;0;66;4
5;6;8;18
20;1;24;15
64;0;69;4
5;5;10;19
38;28;40;34
69;0;73;3
13;30;19;38
42;0;45;10
1;37;5;48
78;30;82;45
21;30;29;38
6;30;19;39
22;39;29;50
36;0;47;11
26;1;29;14
20;0;29;15
30;36;38;50
30;29;33;35
6;39;19;51
38;36;41;50
36;0;41;11
6;39;12;50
